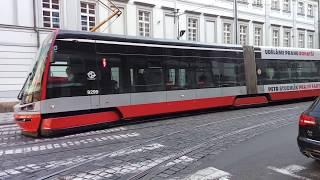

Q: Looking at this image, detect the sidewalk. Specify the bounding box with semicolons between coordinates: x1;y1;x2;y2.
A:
0;112;14;125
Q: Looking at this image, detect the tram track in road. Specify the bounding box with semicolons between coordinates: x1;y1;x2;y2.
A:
0;103;308;180
0;104;304;155
0;103;307;148
127;118;296;180
43;115;297;180
33;105;304;180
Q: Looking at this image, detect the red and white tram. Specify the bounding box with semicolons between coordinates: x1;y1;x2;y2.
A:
14;30;320;137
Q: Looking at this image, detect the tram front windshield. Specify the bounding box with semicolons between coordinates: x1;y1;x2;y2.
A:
18;33;54;104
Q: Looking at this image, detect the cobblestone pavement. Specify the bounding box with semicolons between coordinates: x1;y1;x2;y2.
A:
0;102;312;180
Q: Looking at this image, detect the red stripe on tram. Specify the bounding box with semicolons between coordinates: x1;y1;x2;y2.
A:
270;89;320;101
41;111;120;130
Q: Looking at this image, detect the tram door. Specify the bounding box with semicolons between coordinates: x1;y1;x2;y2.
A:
165;57;196;111
127;55;166;116
97;55;130;109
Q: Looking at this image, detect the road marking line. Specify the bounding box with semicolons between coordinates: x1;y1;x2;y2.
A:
109;143;164;157
0;143;165;179
56;155;193;180
268;165;311;180
59;156;177;180
183;167;231;180
164;156;194;167
0;127;128;147
0;132;140;157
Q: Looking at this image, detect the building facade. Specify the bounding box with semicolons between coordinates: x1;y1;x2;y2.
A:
0;0;319;102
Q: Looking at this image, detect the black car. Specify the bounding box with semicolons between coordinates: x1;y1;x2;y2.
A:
298;97;320;160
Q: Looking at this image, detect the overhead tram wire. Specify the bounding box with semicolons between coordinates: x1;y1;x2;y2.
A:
95;0;122;33
96;0;114;12
90;0;122;32
166;2;214;17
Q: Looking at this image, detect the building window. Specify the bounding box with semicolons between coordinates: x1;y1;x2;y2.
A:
80;2;96;31
283;0;290;12
298;1;305;15
271;0;280;10
307;4;313;17
308;33;314;48
254;26;262;46
138;10;151;37
239;24;248;45
223;23;232;44
283;29;291;47
187;17;199;41
298;31;305;48
42;0;60;28
253;0;262;6
272;28;280;47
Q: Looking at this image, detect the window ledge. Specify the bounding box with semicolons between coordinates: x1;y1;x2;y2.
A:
307;15;314;18
237;1;249;5
282;10;291;13
297;13;305;16
252;4;263;8
271;7;280;11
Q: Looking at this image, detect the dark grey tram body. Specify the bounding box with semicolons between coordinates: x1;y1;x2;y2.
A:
14;30;320;137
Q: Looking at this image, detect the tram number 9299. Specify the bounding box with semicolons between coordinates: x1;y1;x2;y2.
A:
87;90;99;95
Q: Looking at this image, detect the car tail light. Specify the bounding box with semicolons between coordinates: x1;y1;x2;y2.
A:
299;114;316;126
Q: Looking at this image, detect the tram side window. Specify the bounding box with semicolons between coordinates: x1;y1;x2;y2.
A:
294;61;320;83
277;61;290;83
47;41;98;99
256;60;278;85
128;56;165;93
257;59;320;85
210;59;221;87
290;61;304;83
164;57;195;90
196;59;215;88
311;62;320;82
98;56;122;94
219;58;245;87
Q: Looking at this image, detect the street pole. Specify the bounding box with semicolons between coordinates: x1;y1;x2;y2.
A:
174;9;180;40
234;0;238;44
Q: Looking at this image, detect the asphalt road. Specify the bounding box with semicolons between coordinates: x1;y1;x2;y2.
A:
182;118;320;180
0;101;318;180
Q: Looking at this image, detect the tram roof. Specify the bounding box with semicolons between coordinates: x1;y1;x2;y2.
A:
56;30;244;51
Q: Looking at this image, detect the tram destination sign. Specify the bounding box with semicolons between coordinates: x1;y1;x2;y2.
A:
261;47;320;60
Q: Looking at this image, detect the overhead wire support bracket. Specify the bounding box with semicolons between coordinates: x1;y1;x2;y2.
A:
90;0;122;32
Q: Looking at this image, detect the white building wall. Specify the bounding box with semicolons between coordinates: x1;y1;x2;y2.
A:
0;0;319;102
126;3;136;36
